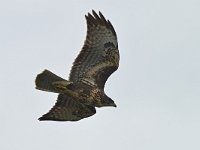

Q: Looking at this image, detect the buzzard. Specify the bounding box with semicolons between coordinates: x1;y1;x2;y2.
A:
35;10;119;121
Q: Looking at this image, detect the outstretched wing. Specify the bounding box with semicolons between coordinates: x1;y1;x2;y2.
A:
39;94;96;121
69;10;119;89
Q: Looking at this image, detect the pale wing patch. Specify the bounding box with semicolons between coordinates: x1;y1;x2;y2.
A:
81;61;113;86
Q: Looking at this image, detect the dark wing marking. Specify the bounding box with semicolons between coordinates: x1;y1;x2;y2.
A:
69;10;119;89
39;94;96;121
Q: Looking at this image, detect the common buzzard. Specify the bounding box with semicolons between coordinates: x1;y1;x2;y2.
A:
35;10;119;121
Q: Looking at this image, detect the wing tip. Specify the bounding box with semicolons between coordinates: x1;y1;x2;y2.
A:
38;116;45;121
38;115;67;121
38;113;50;121
85;10;117;37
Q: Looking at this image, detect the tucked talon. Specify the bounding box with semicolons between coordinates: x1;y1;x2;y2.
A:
52;81;73;92
52;81;73;87
54;85;67;92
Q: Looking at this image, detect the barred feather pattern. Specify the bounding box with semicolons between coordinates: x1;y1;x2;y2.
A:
69;10;119;89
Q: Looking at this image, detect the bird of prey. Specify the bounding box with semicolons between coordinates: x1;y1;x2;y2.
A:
35;10;119;121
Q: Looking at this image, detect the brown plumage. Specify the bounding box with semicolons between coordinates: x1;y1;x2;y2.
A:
35;10;119;121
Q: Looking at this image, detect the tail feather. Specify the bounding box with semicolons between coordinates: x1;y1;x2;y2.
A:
35;69;67;93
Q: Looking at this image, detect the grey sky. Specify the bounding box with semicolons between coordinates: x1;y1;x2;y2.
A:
1;0;200;150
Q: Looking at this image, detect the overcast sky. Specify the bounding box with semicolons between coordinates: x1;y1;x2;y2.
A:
1;0;200;150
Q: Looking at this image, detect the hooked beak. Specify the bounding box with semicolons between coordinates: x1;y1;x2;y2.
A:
113;103;117;107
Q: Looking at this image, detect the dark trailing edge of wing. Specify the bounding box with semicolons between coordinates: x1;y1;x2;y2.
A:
38;94;96;121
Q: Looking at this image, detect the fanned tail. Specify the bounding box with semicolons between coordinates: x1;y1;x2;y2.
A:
35;69;68;93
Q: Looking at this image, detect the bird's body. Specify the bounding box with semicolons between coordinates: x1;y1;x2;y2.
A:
35;10;119;121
